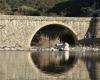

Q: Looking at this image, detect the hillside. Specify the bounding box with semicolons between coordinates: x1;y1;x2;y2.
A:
0;0;100;16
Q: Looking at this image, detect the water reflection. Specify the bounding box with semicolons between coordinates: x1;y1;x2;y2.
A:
0;51;41;80
31;51;76;74
0;50;99;80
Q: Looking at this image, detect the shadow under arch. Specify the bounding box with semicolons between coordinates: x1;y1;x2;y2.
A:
30;24;78;74
30;24;78;46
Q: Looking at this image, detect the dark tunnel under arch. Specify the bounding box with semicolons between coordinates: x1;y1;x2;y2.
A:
30;24;78;74
31;24;78;47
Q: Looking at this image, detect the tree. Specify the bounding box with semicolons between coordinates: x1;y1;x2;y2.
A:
18;5;41;16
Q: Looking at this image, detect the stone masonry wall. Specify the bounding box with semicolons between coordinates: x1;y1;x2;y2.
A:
0;15;92;47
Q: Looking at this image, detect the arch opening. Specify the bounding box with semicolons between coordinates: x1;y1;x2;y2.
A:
30;24;78;74
31;24;77;47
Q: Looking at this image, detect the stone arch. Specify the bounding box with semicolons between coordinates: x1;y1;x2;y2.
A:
30;23;78;47
30;23;78;74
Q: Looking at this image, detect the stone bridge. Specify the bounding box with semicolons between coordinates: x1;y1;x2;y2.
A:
0;15;100;80
1;15;99;47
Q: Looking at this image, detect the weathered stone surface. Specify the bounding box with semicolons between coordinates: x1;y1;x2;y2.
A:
0;15;93;47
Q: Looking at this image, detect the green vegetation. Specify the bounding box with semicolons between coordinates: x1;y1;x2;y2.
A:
0;0;100;16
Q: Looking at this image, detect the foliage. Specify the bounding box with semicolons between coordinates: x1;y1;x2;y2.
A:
0;0;100;16
18;5;41;16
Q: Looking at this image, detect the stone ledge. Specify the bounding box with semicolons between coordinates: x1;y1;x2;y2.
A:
0;15;92;22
